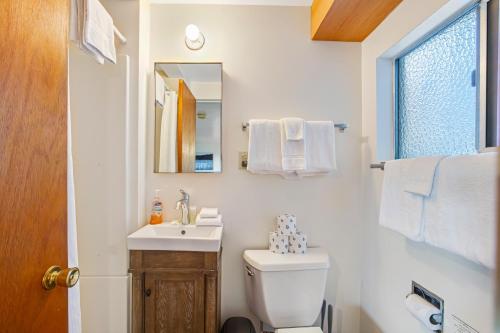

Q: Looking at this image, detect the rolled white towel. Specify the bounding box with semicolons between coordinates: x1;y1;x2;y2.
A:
199;208;219;218
196;214;223;226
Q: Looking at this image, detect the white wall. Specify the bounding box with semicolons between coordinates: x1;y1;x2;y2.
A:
148;4;363;332
360;1;494;332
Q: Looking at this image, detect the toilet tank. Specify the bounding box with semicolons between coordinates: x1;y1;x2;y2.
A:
243;248;330;329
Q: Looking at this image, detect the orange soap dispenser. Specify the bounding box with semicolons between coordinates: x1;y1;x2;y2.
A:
149;189;164;225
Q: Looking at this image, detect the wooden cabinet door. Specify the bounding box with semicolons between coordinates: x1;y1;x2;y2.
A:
145;271;205;333
0;0;69;331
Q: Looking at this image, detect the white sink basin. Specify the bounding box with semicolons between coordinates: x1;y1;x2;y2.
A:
127;223;223;252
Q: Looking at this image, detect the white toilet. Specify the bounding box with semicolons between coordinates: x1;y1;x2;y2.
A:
243;248;330;332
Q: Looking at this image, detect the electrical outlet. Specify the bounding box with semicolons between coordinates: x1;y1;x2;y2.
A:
239;152;248;170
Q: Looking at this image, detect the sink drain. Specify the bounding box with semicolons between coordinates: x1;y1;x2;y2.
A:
181;230;186;235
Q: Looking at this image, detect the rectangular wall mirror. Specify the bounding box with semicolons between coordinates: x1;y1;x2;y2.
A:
154;62;222;173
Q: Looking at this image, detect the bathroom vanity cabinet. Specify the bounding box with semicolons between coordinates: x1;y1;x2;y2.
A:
129;250;221;333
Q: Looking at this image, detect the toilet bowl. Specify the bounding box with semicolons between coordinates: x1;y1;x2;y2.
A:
243;248;330;329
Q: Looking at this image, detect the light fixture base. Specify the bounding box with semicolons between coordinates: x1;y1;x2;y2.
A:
185;32;205;51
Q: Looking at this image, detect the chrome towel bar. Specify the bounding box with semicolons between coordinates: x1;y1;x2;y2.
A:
241;122;348;132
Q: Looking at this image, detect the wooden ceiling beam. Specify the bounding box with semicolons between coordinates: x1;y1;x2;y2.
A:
311;0;403;42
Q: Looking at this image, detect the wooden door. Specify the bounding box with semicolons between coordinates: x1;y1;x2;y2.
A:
144;271;205;333
0;0;69;331
177;79;197;172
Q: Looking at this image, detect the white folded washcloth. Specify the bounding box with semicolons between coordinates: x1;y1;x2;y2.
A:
281;118;304;140
379;159;425;241
196;214;223;227
83;0;117;64
298;121;336;176
280;119;305;171
199;208;219;219
404;155;445;196
423;152;497;269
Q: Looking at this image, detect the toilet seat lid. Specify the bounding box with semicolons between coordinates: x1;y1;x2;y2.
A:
276;328;323;333
243;248;329;272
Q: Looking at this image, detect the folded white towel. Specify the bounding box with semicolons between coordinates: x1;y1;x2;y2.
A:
298;121;336;176
379;159;425;241
83;0;117;64
199;208;218;218
423;152;497;268
404;155;445;196
71;0;105;64
196;214;223;226
281;118;304;141
280;120;305;171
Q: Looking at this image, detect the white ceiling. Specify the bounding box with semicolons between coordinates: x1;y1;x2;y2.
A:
158;63;222;83
150;0;312;6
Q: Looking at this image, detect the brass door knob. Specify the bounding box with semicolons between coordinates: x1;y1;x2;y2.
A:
42;266;80;290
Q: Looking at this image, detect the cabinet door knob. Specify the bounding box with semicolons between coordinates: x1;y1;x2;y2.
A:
145;288;151;297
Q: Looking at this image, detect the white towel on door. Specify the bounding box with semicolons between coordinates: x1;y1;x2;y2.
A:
379;159;425;241
298;121;336;176
282;117;304;140
280;119;305;171
404;155;445;196
83;0;117;64
422;153;497;268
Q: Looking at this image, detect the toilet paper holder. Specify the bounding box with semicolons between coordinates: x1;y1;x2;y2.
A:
407;281;444;332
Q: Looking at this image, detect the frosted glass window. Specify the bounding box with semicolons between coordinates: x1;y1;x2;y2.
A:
396;7;479;159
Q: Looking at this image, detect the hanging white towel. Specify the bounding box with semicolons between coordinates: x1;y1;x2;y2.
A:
70;0;105;64
379;159;425;241
404;155;445;196
422;152;497;269
280;119;305;171
83;0;117;64
298;121;336;176
158;91;178;173
282;117;304;140
247;120;284;173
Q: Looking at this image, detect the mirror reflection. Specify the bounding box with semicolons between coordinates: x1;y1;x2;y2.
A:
154;63;222;173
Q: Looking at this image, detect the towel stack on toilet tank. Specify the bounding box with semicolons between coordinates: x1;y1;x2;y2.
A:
269;214;307;254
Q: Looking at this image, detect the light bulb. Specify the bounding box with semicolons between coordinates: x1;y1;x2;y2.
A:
185;24;200;41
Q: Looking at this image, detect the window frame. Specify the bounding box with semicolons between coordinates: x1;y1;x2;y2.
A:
392;1;488;159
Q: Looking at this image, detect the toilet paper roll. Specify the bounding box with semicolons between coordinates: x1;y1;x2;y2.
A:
269;232;289;254
276;214;297;236
289;231;307;254
405;294;442;331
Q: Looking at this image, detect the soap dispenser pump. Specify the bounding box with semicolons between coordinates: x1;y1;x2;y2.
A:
149;189;164;225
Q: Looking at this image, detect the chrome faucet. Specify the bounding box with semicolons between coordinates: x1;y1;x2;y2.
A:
176;189;190;225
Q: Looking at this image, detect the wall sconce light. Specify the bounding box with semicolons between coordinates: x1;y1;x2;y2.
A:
185;24;205;50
